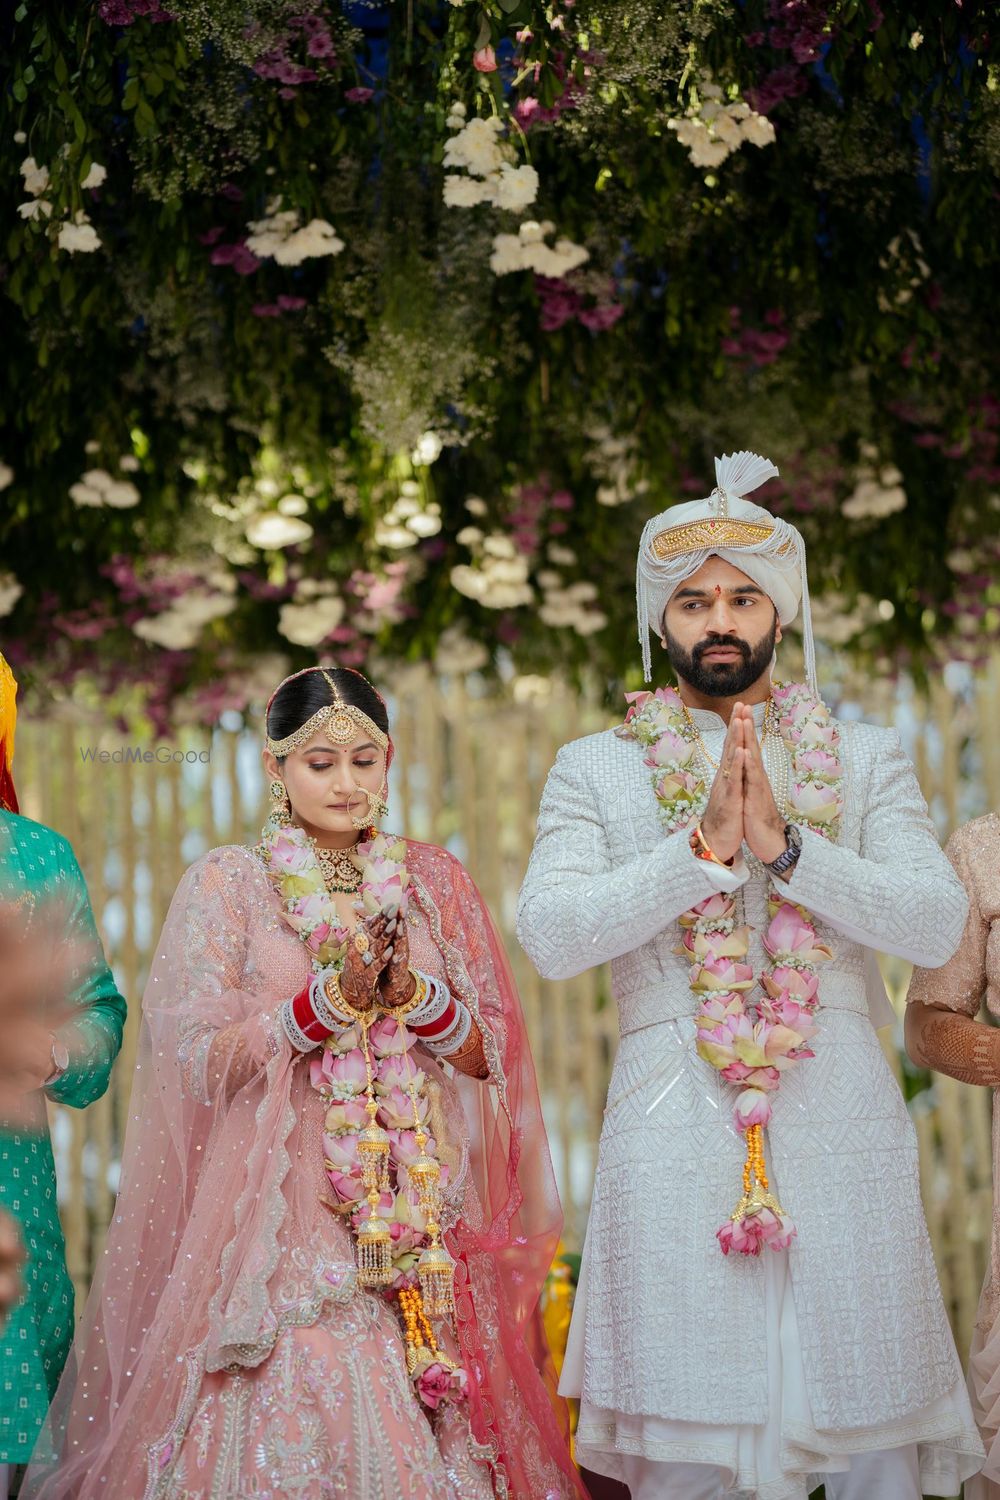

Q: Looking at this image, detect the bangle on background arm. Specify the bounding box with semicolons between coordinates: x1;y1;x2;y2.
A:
311;969;355;1028
386;968;431;1019
280;982;341;1053
422;1001;474;1058
404;971;452;1030
409;978;460;1042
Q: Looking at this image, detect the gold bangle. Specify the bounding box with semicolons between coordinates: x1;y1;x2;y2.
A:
326;969;375;1024
691;823;732;868
384;969;429;1018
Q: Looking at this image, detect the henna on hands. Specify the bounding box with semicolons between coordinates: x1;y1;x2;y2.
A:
905;1004;1000;1087
378;915;417;1008
339;913;390;1011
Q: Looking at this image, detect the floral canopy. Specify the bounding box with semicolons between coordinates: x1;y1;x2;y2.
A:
1;1;998;728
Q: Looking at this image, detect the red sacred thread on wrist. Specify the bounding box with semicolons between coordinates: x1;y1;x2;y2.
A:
290;984;335;1043
690;824;735;869
410;996;459;1040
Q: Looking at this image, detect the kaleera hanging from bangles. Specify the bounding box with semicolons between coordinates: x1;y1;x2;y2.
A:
256;670;475;1411
619;680;844;1256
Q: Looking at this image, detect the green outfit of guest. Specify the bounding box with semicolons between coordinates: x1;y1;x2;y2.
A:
0;654;126;1472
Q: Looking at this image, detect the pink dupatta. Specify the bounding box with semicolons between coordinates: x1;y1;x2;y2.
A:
24;837;583;1500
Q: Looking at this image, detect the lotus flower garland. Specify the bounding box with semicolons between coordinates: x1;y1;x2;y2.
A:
258;818;466;1408
622;682;844;1257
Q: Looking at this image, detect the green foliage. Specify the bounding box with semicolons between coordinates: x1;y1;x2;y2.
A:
0;0;998;725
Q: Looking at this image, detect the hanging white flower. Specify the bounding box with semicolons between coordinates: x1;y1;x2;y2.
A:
841;458;908;521
133;590;235;651
443;175;495;208
246;210;344;265
0;463;14;492
668;76;776;169
0;573;23;618
57;211;101;254
489;221;589;277
741;113;776;148
20;157;49;196
412;431;443;466
246;512;315;548
18;199;52;220
443;115;506;177
81;162;107;189
434;626;488;674
493;163;539;213
488;232;527;275
69;468;138;507
278;595;345;647
521;236;590;277
102;479;141;508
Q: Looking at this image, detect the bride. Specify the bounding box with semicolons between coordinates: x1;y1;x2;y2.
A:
25;665;582;1500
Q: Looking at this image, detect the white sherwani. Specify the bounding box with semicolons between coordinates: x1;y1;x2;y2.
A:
516;703;984;1499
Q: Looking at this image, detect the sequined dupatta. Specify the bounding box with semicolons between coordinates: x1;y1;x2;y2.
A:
24;840;581;1499
407;841;582;1497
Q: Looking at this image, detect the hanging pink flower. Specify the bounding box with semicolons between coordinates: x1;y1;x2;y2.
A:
473;45;498;72
646;728;694;766
796;747;842;777
690;956;755;993
734;1089;772;1129
323;1133;361;1173
327;1168;367;1205
388;1128;437;1166
268;833;315;874
681;891;735;927
377;1085;429;1130
368;1015;416;1057
761;964;820;1004
377;1055;425;1093
417;1361;467;1409
324;1097;369;1134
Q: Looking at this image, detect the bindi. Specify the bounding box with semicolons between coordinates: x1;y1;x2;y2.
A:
714;584;722;597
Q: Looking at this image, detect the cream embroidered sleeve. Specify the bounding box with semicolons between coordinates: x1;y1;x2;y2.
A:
780;728;968;968
516;741;748;981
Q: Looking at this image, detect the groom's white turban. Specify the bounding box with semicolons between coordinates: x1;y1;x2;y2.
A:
635;450;817;691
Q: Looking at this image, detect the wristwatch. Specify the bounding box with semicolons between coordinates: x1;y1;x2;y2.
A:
44;1035;70;1087
765;822;802;878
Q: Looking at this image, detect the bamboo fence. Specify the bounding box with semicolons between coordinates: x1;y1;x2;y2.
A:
13;657;1000;1361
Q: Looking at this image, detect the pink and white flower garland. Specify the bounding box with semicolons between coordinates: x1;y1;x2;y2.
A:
258;820;411;971
258;819;467;1408
622;681;844;1257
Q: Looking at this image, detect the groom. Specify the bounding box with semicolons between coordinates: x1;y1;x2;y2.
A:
517;454;984;1500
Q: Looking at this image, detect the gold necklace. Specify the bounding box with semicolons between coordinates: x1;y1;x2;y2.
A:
312;841;363;894
681;697;774;769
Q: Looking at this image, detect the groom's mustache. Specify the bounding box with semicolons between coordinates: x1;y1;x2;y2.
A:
693;633;752;663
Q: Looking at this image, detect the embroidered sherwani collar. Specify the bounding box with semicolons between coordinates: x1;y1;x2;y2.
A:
684;700;769;732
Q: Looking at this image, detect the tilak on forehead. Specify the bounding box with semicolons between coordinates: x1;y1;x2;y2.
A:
635;449;817;691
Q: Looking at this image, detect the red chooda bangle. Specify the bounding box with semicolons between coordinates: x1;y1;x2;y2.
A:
409;995;459;1041
290;983;336;1044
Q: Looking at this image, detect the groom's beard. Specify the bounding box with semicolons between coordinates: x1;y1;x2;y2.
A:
664;617;778;697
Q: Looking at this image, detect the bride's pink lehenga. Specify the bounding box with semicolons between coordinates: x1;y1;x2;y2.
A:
24;838;583;1500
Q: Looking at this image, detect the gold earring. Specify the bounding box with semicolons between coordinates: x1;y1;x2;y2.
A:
269;778;292;827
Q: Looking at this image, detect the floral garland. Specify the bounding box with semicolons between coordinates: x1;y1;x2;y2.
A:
257;818;467;1410
621;681;844;1257
258;818;411;972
